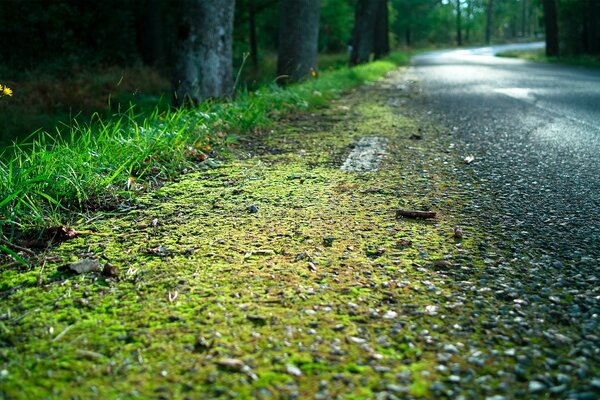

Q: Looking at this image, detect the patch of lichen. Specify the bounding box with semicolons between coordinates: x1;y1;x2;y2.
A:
1;70;498;399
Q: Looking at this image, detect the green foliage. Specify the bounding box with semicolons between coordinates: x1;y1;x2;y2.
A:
320;0;355;52
390;0;544;47
496;48;600;68
0;52;409;237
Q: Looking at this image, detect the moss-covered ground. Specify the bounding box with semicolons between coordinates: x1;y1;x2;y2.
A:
1;70;510;399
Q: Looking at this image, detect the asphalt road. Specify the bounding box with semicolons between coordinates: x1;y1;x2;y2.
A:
410;43;600;263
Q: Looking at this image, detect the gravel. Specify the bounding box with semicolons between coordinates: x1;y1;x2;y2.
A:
391;59;600;398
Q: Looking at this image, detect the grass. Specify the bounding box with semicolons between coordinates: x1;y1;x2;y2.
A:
0;51;410;246
496;48;600;69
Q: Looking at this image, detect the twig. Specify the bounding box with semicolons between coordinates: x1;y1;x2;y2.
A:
0;237;36;256
395;209;437;219
52;324;75;342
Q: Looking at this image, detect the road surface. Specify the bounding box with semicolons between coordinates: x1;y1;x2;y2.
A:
411;42;600;262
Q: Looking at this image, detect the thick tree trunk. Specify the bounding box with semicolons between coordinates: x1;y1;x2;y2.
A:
456;0;462;46
542;0;559;57
172;0;235;106
584;0;600;54
350;0;379;65
276;0;320;83
486;0;494;44
373;0;389;59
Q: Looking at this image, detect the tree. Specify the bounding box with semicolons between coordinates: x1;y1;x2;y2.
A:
542;0;559;56
486;0;494;44
172;0;236;106
456;0;462;46
351;0;389;65
276;0;320;83
374;0;390;58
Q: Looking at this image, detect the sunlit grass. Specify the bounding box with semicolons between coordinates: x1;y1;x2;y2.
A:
0;52;409;240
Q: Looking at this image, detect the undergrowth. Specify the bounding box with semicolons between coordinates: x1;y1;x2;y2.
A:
0;52;409;244
496;48;600;69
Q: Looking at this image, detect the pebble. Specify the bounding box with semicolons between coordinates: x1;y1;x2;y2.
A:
285;364;302;377
528;381;546;393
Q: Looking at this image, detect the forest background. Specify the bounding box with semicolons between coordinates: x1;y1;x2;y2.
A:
1;0;597;146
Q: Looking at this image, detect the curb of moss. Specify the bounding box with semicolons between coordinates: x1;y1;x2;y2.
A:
0;68;498;399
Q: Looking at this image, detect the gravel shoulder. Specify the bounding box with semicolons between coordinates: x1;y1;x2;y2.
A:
0;69;598;399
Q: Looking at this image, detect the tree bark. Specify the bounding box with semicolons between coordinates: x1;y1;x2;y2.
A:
486;0;494;44
172;0;235;106
276;0;320;83
248;0;259;70
542;0;559;57
456;0;462;46
350;0;379;65
583;0;600;54
373;0;389;59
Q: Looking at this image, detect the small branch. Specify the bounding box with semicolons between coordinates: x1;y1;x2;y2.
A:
0;237;36;256
396;209;437;219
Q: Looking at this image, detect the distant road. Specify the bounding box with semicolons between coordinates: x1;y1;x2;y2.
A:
410;42;600;260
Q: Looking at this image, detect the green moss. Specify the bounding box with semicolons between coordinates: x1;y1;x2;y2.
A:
0;68;513;399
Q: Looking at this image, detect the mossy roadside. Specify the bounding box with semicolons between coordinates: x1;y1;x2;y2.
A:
2;70;505;399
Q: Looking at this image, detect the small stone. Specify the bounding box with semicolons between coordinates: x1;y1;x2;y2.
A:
323;237;335;247
194;337;213;352
453;227;464;239
432;259;453;270
216;358;245;372
528;381;545;393
247;204;259;213
286;364;303;377
448;375;461;383
591;378;600;389
443;344;459;354
348;336;366;344
332;324;346;331
102;263;120;277
549;385;567;394
68;258;100;274
305;309;317;316
246;315;267;325
425;305;438;316
386;384;408;394
383;310;397;319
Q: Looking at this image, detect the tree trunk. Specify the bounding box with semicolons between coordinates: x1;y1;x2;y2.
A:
521;0;527;37
276;0;320;83
584;0;600;54
350;0;379;65
486;0;494;44
172;0;235;106
248;0;259;70
456;0;462;46
466;0;473;43
373;0;389;59
542;0;559;57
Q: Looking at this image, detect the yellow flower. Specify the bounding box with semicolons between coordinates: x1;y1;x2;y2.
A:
2;86;12;96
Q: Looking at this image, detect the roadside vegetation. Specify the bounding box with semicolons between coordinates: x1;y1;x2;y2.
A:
0;52;409;260
496;48;600;69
